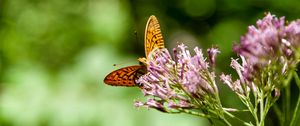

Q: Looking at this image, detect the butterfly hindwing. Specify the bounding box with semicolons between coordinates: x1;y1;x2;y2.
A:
144;15;165;58
104;65;145;87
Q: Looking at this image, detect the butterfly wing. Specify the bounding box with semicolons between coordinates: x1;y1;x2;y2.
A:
144;15;165;58
104;65;145;87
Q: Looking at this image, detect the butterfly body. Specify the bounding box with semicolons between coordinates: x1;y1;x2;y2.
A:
104;15;165;87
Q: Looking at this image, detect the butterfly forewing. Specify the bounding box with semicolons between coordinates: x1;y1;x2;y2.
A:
104;65;145;87
144;15;165;58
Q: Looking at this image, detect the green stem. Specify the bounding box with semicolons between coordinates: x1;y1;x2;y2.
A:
220;116;232;126
223;110;251;126
179;109;217;126
294;71;300;88
290;92;300;126
223;108;249;112
252;88;260;126
273;103;283;126
179;108;217;119
285;84;291;125
260;89;265;126
281;72;294;125
290;72;300;126
253;106;259;126
242;96;259;126
263;92;274;124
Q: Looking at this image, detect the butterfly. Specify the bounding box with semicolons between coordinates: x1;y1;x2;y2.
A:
103;15;165;87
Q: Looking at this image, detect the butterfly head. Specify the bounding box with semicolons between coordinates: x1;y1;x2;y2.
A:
138;57;148;65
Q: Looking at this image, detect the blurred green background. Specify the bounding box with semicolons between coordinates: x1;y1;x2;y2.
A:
1;0;300;126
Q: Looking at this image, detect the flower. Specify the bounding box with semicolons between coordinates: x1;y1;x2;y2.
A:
232;13;299;84
134;99;167;112
285;19;300;49
207;47;220;66
219;13;300;126
135;44;221;113
222;12;300;100
220;57;253;96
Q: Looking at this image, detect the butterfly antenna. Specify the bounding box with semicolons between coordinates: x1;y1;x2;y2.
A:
113;59;135;67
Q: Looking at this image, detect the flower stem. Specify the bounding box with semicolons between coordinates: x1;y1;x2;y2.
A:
273;103;283;126
290;92;300;126
223;109;251;126
220;116;232;126
294;71;300;88
285;84;291;124
223;108;249;112
282;72;293;125
259;89;265;126
179;108;217;119
240;96;258;126
290;72;300;126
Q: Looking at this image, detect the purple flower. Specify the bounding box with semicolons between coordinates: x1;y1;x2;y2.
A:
232;12;300;82
220;74;236;93
222;12;300;98
136;44;221;112
233;13;285;65
134;99;167;112
220;58;252;96
168;100;195;109
207;47;220;66
285;20;300;48
177;45;216;97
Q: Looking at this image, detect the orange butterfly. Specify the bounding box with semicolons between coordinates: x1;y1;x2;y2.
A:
103;15;165;87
